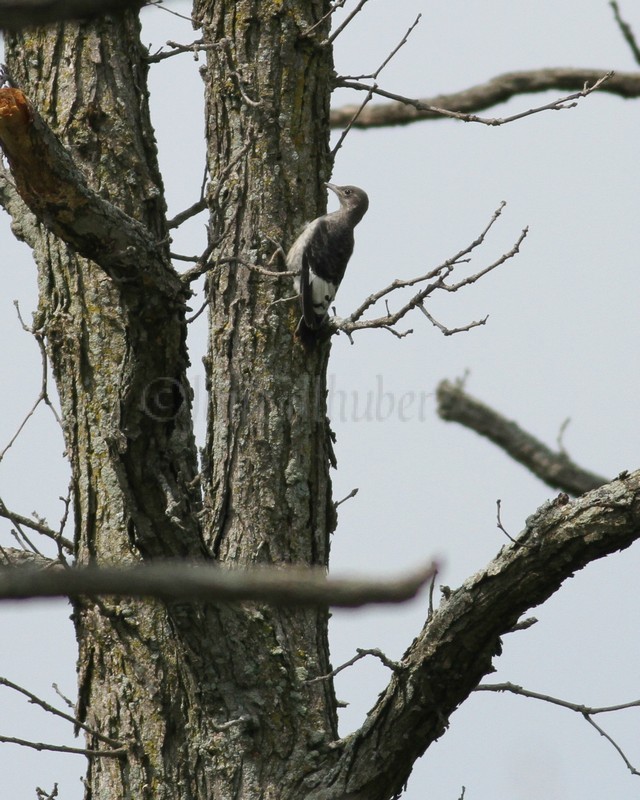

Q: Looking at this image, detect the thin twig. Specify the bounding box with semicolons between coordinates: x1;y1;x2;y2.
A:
302;0;348;38
0;734;126;758
0;497;73;553
0;676;122;747
146;39;215;64
334;488;359;508
427;568;437;618
331;83;377;158
184;255;297;285
327;0;372;44
370;14;422;80
332;13;422;156
476;682;640;776
147;0;195;23
418;304;488;336
52;683;75;711
307;647;402;683
336;72;614;127
0;303;62;463
168;198;207;229
334;203;526;339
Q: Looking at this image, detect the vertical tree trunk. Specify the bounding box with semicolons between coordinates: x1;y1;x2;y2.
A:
4;2;343;797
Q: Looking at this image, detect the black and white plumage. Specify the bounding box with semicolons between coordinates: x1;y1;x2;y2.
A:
287;183;369;345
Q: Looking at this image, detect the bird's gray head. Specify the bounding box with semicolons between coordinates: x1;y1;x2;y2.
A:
326;183;369;226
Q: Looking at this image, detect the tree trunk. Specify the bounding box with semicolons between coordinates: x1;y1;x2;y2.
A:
4;2;342;797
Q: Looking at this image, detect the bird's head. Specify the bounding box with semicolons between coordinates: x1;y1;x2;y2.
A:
326;183;369;226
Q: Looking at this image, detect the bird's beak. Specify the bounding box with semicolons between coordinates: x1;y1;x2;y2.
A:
325;182;339;196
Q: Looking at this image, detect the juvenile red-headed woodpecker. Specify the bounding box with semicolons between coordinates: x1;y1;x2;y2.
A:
287;183;369;346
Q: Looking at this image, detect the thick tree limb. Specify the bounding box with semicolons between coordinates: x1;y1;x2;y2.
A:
0;0;143;30
436;380;608;495
0;561;436;608
311;470;640;800
0;87;181;298
330;68;640;129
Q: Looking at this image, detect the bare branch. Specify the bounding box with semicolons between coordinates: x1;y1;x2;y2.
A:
436;380;608;495
334;487;359;508
311;470;640;800
610;2;640;67
331;14;422;156
167;197;207;230
301;0;347;39
0;560;437;608
334;203;526;339
476;682;640;776
146;39;215;64
418;305;488;337
327;0;371;45
307;648;402;684
183;255;296;285
0;733;126;759
0;676;122;747
146;0;195;23
331;69;636;129
369;14;421;80
336;72;613;127
0;498;74;553
331;82;377;158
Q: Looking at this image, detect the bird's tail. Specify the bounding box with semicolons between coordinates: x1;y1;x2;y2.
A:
295;316;320;350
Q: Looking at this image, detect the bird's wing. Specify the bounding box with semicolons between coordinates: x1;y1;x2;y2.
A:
300;218;354;329
300;249;336;329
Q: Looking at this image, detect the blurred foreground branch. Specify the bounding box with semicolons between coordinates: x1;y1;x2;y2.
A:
436;380;608;495
0;560;437;608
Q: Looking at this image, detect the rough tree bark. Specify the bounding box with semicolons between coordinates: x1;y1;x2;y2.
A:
3;2;342;798
2;3;640;800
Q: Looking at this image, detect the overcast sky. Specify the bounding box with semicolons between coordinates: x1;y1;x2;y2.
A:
2;2;640;798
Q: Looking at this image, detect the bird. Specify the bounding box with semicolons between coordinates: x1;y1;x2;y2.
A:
286;182;369;346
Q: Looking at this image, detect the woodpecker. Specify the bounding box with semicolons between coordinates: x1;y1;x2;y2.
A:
287;183;369;346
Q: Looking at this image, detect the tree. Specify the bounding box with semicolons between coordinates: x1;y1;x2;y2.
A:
1;1;640;798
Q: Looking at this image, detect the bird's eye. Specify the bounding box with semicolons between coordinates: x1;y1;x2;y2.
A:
344;189;352;196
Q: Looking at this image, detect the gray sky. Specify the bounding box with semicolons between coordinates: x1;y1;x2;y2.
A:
2;1;640;797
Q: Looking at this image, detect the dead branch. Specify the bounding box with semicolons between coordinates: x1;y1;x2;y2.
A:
327;0;371;45
146;39;216;64
0;734;126;759
0;498;74;553
310;469;640;800
333;203;526;339
0;88;182;297
436;380;608;495
167;197;207;229
307;648;402;683
476;682;640;776
0;303;62;466
301;0;348;39
331;14;422;157
0;676;122;747
0;560;437;608
331;68;637;129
